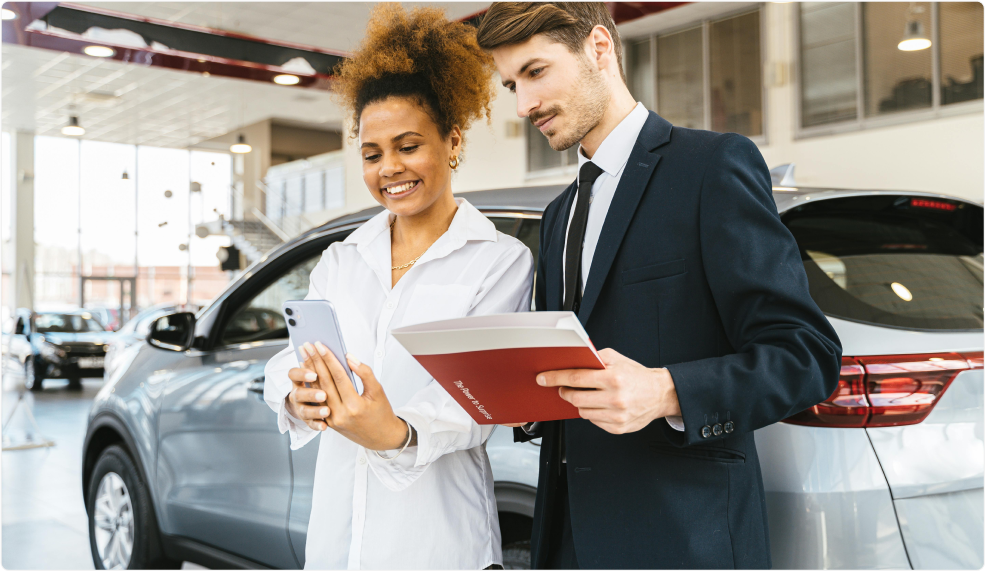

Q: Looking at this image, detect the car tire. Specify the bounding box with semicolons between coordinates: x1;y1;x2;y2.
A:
502;540;531;570
25;359;43;392
68;377;83;390
87;444;179;570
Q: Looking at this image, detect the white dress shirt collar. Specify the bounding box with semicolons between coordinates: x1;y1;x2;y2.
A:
344;197;498;291
344;197;497;247
577;102;650;179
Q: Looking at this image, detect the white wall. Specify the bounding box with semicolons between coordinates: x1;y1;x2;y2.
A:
318;0;982;227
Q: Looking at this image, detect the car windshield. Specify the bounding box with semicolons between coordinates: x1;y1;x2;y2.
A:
34;313;106;333
783;195;984;331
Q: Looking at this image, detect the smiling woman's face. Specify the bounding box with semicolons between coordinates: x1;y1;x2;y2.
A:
359;96;461;218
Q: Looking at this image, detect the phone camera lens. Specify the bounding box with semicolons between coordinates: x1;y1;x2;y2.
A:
288;318;296;326
285;308;293;316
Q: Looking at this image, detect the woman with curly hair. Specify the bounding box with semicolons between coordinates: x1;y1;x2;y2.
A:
263;4;532;569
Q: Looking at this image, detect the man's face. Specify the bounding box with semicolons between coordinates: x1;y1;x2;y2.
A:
492;34;608;152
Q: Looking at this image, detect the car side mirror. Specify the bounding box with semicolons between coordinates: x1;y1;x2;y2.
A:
148;312;196;351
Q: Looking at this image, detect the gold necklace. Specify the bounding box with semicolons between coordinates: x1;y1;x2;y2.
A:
390;217;427;271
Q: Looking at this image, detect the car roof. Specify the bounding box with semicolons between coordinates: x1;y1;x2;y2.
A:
240;183;982;294
323;184;570;228
307;184;981;240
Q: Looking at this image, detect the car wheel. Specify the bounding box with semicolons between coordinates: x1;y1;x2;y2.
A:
87;444;179;570
502;540;531;570
25;359;43;392
68;377;83;390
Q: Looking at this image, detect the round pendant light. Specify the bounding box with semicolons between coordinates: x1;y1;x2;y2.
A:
62;116;85;137
898;7;931;51
230;134;252;154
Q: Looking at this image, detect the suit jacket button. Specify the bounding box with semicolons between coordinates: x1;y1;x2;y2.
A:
724;421;734;434
712;423;723;436
701;425;712;438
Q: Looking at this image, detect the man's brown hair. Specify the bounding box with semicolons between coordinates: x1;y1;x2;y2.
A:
476;2;626;84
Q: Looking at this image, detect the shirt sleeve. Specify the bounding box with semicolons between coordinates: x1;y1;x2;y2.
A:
263;248;335;450
366;242;534;491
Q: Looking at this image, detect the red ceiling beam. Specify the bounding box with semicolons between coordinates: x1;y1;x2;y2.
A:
1;2;340;90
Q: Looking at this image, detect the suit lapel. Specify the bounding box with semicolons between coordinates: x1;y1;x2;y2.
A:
546;183;577;311
577;112;673;323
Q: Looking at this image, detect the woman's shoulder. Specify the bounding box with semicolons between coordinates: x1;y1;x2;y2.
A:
477;231;533;271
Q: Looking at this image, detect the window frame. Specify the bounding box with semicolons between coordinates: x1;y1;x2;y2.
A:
794;2;984;140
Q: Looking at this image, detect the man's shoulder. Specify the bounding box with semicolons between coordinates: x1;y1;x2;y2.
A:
663;125;748;157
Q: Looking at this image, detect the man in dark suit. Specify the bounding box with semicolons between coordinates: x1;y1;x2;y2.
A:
477;3;842;569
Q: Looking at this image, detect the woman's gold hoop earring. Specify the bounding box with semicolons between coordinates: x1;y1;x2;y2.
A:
449;156;460;170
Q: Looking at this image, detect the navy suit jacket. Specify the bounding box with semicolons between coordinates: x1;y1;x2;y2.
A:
518;112;842;569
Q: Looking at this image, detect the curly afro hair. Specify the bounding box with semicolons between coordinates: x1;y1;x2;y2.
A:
333;3;496;144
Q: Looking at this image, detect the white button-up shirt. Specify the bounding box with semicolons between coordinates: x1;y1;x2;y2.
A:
264;198;534;569
562;102;684;431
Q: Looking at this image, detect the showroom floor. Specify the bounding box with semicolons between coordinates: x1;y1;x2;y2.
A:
0;369;202;570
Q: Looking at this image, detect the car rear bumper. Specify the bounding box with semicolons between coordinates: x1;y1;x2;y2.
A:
755;423;910;569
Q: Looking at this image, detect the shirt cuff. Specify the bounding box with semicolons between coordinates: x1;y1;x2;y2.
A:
276;401;320;450
365;415;428;492
665;415;685;431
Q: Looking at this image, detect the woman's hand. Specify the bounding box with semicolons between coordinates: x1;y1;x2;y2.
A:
286;367;330;432
300;341;409;451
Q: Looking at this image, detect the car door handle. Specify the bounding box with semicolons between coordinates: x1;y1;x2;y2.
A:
247;377;265;393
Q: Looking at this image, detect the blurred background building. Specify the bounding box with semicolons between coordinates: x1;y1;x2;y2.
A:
2;1;982;328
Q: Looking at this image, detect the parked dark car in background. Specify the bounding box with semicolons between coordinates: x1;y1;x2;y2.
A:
83;185;983;570
4;309;114;391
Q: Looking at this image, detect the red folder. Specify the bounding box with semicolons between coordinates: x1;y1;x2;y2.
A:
391;312;604;425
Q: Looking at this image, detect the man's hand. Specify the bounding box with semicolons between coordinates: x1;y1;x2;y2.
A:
538;348;681;434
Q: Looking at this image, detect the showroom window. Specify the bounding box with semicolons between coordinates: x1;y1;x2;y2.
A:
626;8;764;137
525;122;580;173
799;2;983;132
526;7;763;174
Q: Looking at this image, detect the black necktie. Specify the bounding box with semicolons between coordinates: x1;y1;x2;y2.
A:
563;161;605;313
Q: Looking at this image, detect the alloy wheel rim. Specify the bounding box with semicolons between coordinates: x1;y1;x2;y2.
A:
93;472;134;570
24;360;34;389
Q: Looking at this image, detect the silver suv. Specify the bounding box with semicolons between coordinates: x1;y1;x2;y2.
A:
83;185;983;569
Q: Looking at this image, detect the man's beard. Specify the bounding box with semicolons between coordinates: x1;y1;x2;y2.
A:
537;56;609;152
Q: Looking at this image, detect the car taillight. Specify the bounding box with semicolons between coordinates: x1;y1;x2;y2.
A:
784;352;979;428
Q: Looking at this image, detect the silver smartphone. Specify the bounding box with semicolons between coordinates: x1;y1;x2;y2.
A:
283;300;362;395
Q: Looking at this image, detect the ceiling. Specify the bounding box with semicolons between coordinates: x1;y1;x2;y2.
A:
2;2;489;149
76;2;489;53
2;42;344;149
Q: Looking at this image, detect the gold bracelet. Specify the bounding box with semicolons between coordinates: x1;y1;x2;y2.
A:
374;418;413;461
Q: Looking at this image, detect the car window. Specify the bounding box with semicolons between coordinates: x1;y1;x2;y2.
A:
35;313;105;333
783;195;983;331
516;219;542;310
488;216;521;237
220;254;322;346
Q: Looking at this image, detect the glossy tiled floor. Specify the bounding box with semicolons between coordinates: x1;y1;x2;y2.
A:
2;368;100;570
1;366;207;571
